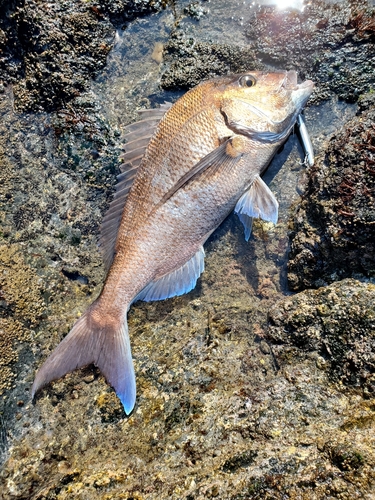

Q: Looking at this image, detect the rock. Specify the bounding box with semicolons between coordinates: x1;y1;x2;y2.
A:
288;92;375;291
0;0;165;112
1;0;375;499
161;30;259;91
268;279;375;393
245;0;375;103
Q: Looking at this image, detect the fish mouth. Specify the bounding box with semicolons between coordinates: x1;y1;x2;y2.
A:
283;70;298;89
291;79;315;110
297;79;315;90
283;70;315;109
283;70;314;93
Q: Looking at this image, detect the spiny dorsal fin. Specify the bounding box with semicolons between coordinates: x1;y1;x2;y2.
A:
235;174;279;240
100;103;172;270
136;246;205;302
119;102;173;170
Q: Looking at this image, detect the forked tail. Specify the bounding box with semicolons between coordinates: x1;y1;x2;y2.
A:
32;306;136;415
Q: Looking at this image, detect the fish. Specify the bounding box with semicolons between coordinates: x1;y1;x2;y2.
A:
32;70;314;414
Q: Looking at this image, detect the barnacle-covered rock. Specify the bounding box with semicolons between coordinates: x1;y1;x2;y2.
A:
288;92;375;290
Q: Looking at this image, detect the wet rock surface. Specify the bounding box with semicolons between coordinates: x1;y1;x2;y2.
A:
1;0;375;499
161;0;375;103
245;0;375;103
161;31;260;90
288;93;375;291
268;279;375;394
0;0;164;112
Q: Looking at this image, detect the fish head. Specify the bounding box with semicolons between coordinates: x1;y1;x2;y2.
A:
209;70;314;143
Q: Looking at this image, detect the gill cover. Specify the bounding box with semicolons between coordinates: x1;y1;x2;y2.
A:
220;71;314;144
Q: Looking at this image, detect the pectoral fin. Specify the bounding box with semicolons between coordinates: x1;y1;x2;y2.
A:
235;175;279;240
160;136;248;206
237;213;253;242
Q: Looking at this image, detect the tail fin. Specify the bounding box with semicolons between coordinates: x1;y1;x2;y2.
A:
32;308;136;415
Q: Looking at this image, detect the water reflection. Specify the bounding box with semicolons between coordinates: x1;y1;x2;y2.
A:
255;0;369;8
258;0;306;10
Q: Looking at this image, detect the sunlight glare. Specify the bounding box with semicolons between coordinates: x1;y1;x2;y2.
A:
275;0;305;11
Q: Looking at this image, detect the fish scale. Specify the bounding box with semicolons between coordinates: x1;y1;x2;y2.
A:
32;71;314;415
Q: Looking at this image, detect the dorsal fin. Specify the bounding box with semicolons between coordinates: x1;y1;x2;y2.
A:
121;102;172;143
100;103;172;270
119;103;173;169
99;167;139;269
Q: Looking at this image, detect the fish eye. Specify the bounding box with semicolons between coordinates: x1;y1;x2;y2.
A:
239;75;256;88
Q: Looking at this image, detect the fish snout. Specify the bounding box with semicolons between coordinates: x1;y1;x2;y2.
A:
282;71;314;95
284;70;298;89
298;79;315;92
292;78;315;110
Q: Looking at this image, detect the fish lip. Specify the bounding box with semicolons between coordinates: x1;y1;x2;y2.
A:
292;80;315;109
283;71;315;93
284;70;298;89
297;79;315;91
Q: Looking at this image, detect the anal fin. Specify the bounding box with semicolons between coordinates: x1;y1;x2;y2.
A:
137;246;205;302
